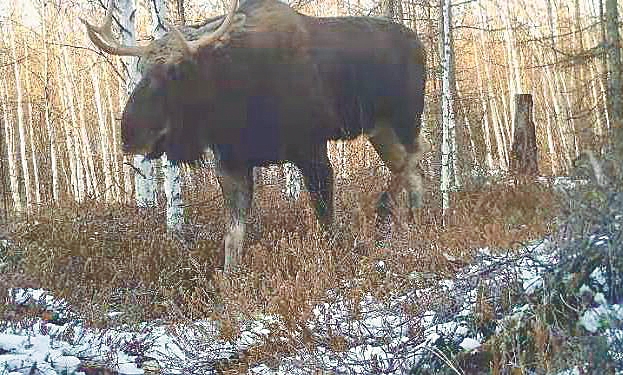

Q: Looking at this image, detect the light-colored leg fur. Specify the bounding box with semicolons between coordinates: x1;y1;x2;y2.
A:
216;166;252;273
369;122;430;212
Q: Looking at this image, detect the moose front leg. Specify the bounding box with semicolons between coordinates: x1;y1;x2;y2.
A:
216;164;253;273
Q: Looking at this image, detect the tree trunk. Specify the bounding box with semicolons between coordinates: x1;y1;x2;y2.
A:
78;77;100;199
151;0;185;231
510;94;538;176
91;67;114;203
23;51;41;207
479;8;508;171
41;1;59;202
440;0;457;215
1;81;21;212
118;0;157;207
9;25;32;212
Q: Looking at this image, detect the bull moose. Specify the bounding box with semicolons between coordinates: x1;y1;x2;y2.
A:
82;0;429;271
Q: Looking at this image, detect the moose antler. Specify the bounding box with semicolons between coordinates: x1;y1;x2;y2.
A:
80;0;147;56
168;0;241;56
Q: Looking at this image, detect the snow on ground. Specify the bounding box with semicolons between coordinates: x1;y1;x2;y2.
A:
1;240;621;374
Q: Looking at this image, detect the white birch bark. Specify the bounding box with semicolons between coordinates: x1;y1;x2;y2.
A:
91;67;114;203
61;48;85;202
41;1;58;202
556;70;578;158
440;0;457;214
479;9;508;171
544;64;571;170
151;0;184;231
283;163;302;200
58;73;79;201
9;25;32;211
541;85;559;175
78;77;100;199
23;52;41;206
501;0;523;141
119;0;157;207
1;80;21;212
589;63;606;140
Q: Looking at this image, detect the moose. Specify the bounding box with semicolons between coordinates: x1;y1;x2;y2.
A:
82;0;429;271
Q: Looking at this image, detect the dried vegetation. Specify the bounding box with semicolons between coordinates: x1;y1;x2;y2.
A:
0;159;563;373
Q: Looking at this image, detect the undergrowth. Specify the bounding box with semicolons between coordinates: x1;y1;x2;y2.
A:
0;165;560;373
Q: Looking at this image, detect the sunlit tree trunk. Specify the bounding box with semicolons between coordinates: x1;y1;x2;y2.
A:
543;63;571;170
573;0;591;151
41;1;59;202
59;72;79;201
91;67;114;203
151;0;184;231
440;0;458;214
479;8;507;171
556;69;578;159
9;25;32;212
78;77;100;199
119;0;157;206
23;52;41;207
589;62;606;142
501;0;523;140
457;90;477;168
61;47;85;202
1;81;21;212
546;0;558;52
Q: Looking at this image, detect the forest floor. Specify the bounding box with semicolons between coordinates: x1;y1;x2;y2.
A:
0;170;621;374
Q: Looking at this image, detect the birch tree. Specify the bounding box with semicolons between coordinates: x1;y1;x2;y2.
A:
23;51;41;206
1;80;21;212
78;77;100;199
118;0;157;206
41;0;59;202
91;67;115;202
440;0;458;214
150;0;185;231
9;24;32;212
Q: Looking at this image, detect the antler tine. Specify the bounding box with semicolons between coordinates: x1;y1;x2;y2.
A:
80;0;146;57
187;0;239;54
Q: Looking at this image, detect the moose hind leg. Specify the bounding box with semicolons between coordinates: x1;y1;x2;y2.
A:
297;146;334;230
403;135;430;209
369;122;429;212
216;164;253;273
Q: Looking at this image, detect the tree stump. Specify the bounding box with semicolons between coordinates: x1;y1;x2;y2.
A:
510;94;539;176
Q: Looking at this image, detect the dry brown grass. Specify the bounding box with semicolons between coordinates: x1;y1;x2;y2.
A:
0;166;560;371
